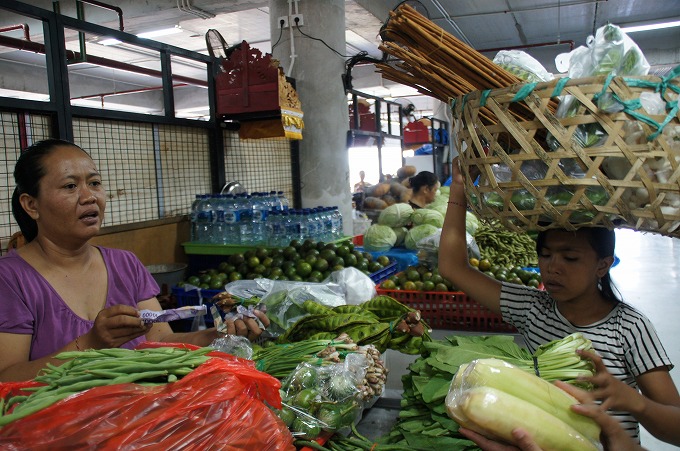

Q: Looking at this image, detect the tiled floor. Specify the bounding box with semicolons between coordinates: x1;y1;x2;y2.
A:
362;229;680;450
610;229;680;451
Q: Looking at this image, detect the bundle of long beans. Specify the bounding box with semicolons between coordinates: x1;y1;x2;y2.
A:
377;4;557;123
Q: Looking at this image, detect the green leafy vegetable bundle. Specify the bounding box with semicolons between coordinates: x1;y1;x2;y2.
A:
383;333;595;449
276;297;432;354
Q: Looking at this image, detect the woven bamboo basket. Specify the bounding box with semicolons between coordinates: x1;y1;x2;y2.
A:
453;73;680;238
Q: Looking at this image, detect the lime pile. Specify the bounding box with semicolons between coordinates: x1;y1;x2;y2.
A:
379;261;541;292
180;239;392;288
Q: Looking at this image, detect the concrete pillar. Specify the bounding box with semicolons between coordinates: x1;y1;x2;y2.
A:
269;0;353;236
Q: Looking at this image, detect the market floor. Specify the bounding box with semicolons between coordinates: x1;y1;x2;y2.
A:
359;229;680;451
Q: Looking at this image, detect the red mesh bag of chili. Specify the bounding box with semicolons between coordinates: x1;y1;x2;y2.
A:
0;358;294;450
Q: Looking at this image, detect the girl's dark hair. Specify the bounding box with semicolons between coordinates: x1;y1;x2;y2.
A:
12;138;87;242
536;227;622;303
409;171;438;192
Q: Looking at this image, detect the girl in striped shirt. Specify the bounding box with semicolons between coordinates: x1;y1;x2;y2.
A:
439;160;680;447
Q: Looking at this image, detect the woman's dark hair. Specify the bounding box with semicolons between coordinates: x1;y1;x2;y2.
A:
408;171;438;193
12;138;87;242
536;227;622;303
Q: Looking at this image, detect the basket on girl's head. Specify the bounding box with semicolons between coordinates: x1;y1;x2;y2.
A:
453;72;680;238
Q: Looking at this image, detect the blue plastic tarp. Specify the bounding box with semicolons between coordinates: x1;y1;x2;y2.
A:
356;246;419;272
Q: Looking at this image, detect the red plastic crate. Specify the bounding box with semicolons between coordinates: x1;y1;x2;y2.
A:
403;120;430;145
376;288;517;333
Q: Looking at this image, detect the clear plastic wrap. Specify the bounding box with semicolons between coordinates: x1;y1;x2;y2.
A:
493;50;554;83
276;345;384;440
555;24;650;119
445;358;602;451
224;278;346;334
209;334;253;359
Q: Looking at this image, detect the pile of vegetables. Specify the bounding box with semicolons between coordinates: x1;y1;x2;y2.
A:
274;344;387;443
446;358;600;450
379;262;541;292
473;220;538;267
253;336;361;379
277;296;431;355
364;193;451;253
382;334;595;449
0;346;213;425
179;239;388;288
0;346;294;450
361;166;417;210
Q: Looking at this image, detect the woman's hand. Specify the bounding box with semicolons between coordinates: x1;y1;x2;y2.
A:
84;304;151;349
221;309;270;342
577;349;644;413
460;427;540;451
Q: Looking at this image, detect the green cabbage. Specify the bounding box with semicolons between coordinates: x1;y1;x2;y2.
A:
392;226;408;246
426;201;448;218
377;203;414;227
411;208;445;228
405;224;439;250
465;211;480;235
363;224;397;251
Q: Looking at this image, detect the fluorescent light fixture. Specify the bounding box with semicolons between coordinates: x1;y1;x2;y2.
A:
98;38;122;46
0;88;50;101
98;26;182;46
137;26;183;39
71;98;157;114
620;19;680;33
388;85;420;97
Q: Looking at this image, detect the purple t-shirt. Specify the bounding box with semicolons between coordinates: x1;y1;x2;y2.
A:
0;246;160;360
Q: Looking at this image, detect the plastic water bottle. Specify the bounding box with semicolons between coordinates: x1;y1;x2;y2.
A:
190;194;203;242
331;206;343;239
319;206;333;241
212;194;228;244
195;195;214;243
310;208;322;241
223;194;240;244
251;192;269;245
287;209;302;242
238;194;254;245
266;210;281;246
278;211;292;246
277;191;289;211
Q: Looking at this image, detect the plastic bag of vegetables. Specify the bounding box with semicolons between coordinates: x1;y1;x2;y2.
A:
446;358;602;451
277;354;373;439
493;49;554;83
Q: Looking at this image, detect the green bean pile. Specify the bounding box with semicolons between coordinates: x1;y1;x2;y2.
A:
474;221;538;267
276;297;431;355
0;346;211;426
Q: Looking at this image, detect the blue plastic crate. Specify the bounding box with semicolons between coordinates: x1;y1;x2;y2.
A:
369;259;398;284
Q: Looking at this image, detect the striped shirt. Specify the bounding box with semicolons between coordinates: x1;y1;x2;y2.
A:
499;282;673;442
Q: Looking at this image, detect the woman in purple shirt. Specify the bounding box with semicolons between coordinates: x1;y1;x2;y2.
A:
0;139;267;381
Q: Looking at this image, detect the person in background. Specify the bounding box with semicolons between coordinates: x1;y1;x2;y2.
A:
407;170;439;209
438;158;680;446
0;139;269;382
353;170;372;193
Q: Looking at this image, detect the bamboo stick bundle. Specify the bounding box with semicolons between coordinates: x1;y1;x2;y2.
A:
377;4;558;123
